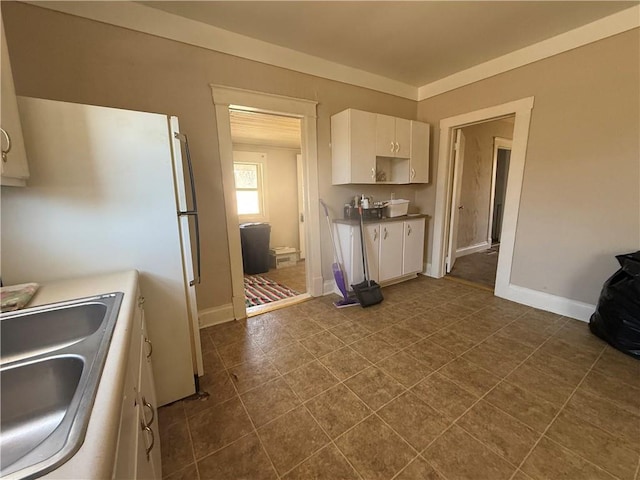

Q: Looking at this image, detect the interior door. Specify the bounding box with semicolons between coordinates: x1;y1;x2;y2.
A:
446;129;466;273
296;154;306;259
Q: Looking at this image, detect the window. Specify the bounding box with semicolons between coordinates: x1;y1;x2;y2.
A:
233;152;268;221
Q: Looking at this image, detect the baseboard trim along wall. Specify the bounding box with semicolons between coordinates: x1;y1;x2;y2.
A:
500;284;596;322
199;304;235;328
456;241;491;258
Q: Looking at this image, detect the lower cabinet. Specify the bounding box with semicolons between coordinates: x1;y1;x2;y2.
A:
336;217;425;288
113;293;161;479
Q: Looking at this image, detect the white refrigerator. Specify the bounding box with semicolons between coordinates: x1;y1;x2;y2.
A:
1;97;204;406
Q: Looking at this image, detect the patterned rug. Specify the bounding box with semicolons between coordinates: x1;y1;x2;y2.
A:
244;274;299;307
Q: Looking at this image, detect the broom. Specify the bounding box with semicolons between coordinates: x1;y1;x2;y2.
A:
319;199;359;308
351;206;383;308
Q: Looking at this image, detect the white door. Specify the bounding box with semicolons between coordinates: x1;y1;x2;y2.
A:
296;154;306;260
446;129;466;273
364;224;380;283
402;219;425;274
375;114;396;157
394;118;411;159
379;222;404;281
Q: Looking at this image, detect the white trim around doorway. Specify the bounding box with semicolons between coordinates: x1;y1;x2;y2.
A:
430;97;534;301
210;85;322;320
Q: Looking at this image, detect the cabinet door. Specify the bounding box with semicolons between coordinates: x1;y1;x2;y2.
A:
363;224;380;283
379;222;404;281
348;110;377;183
138;309;162;479
394;118;412;159
409;121;430;183
0;14;29;186
402;219;425;274
375;114;396;157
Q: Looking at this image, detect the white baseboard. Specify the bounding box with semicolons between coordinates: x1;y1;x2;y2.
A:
198;303;235;328
456;241;491;258
498;284;596;322
323;279;339;296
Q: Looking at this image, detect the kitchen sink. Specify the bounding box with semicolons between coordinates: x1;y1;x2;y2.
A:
1;302;107;364
0;293;123;479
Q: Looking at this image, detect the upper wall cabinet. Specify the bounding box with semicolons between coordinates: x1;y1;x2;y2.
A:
376;114;411;159
331;108;429;185
1;13;30;187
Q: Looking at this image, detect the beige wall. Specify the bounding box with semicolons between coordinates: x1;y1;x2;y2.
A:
417;29;640;304
233;145;301;250
2;3;418;311
457;119;514;250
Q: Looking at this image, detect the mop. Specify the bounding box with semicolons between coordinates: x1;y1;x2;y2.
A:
319;199;359;308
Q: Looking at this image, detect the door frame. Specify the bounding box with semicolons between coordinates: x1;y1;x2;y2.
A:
296;153;306;260
430;97;534;298
487;137;513;246
210;85;321;320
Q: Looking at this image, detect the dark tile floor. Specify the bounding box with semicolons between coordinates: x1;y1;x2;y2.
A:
159;276;640;480
448;246;499;288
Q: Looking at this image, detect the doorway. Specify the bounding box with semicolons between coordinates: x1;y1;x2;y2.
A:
211;85;322;321
229;110;308;314
429;97;534;300
445;120;515;289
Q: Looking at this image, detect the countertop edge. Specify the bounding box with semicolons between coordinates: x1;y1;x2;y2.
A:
334;214;429;225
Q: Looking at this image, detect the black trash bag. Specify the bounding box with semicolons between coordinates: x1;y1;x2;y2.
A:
589;251;640;359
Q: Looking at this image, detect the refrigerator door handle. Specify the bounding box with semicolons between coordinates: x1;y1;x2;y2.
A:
175;132;201;286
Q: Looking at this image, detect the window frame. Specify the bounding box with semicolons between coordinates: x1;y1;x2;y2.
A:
232;151;269;223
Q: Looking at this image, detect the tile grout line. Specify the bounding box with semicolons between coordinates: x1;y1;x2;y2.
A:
206;326;283;479
189;287;549;479
507;345;610;480
405;311;571;477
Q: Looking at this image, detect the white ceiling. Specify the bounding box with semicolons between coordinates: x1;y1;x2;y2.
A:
230;110;301;149
140;1;635;87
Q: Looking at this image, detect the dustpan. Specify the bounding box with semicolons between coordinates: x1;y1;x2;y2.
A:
351;206;383;308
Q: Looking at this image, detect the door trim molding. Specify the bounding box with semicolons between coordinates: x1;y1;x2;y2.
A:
210;85;321;320
430;97;534;302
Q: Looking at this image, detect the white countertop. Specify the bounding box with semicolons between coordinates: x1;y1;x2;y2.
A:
25;270;139;480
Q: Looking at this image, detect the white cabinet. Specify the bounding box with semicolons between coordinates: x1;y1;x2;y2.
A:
376;114;411;159
410;121;430;183
331;109;376;184
0;13;29;187
335;217;426;289
378;222;404;281
113;294;161;480
331;108;429;185
402;218;426;275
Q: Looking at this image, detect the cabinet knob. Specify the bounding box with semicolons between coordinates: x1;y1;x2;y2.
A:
371;167;375;180
142;396;155;427
390;141;394;153
1;128;11;163
373;229;378;241
395;142;400;153
410;168;415;179
383;227;388;239
408;225;412;236
144;337;153;358
141;424;155;461
138;296;145;307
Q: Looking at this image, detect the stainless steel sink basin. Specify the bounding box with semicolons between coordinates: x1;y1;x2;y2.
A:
1;303;107;364
0;293;123;479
